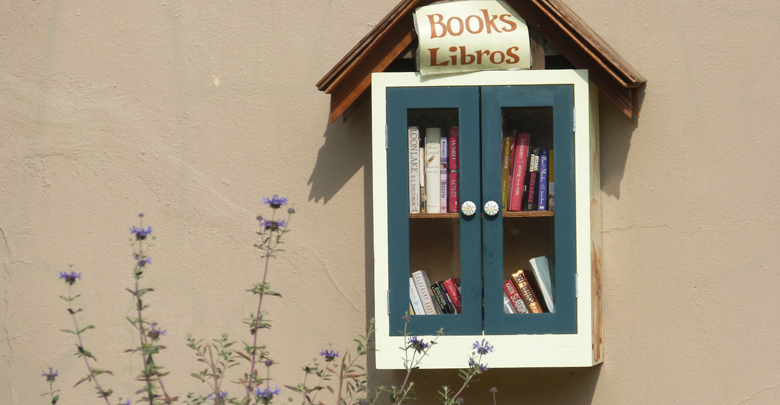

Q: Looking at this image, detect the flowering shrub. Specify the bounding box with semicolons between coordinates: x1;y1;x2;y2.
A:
43;196;495;405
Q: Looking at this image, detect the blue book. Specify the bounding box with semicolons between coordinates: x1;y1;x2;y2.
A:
537;149;549;210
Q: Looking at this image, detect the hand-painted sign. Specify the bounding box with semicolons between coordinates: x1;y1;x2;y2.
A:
414;1;531;75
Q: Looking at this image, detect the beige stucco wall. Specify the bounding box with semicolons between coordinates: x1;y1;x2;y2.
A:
2;1;779;404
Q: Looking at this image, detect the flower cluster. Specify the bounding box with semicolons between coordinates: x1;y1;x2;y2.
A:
320;349;339;362
42;368;58;382
130;226;152;240
59;271;81;285
263;195;288;209
255;386;281;400
148;323;166;339
208;391;228;400
136;256;152;267
259;219;286;231
472;339;494;355
468;357;488;373
407;336;430;353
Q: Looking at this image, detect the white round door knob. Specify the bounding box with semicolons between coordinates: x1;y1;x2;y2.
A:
461;201;477;216
484;200;500;216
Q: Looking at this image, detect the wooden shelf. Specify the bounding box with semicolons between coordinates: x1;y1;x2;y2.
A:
409;211;554;219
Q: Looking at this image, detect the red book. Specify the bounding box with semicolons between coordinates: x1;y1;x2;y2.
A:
442;278;462;314
508;133;531;211
447;127;460;212
503;279;529;314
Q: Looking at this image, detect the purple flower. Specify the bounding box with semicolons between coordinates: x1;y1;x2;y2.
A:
208;391;228;401
490;387;498;394
148;323;166;339
468;357;488;372
130;226;152;240
263;195;288;209
287;207;296;214
59;271;81;285
255;386;281;400
320;349;339;362
407;336;430;353
472;339;493;355
136;256;152;267
260;219;286;231
42;367;58;382
120;400;131;405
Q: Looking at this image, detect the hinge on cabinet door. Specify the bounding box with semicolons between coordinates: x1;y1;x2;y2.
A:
573;108;576;132
385;125;388;149
387;290;391;315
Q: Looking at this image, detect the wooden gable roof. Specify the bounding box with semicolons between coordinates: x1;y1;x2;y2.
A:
317;0;646;122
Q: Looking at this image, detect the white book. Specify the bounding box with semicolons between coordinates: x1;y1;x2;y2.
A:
503;291;517;314
409;277;425;315
419;145;426;213
440;136;448;210
530;255;556;313
412;270;439;315
408;127;421;214
424;128;441;213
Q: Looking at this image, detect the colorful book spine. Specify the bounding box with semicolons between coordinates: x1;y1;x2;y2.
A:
440;136;448;211
537;149;549;210
503;279;529;314
511;270;544;313
548;149;554;211
503;291;517;314
508;133;530;211
408;127;421;214
524;148;540;211
431;282;452;314
501;129;516;211
424;129;441;214
442;278;462;313
441;285;458;314
447;127;460;212
409;277;425;315
412;270;439;314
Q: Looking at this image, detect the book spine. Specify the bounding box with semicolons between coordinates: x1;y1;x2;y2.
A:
447;127;460;212
412;270;439;314
442;278;462;313
409;277;425;315
408;127;421;214
431;282;452;314
548;149;554;211
511;270;544;313
503;291;517;314
524;148;539;211
419;145;426;213
501;129;516;211
537;149;549;210
440;136;448;211
424;129;441;214
410;303;414;315
508;133;530;211
441;286;458;314
503;279;530;314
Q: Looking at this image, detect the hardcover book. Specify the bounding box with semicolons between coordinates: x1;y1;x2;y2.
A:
409;277;425;315
424;129;441;214
503;291;517;314
503;279;529;314
501;129;516;211
432;281;455;314
523;147;540;211
537;148;549;211
548;149;555;211
447;127;460;212
529;255;556;313
511;270;544;313
412;270;439;314
442;278;462;313
430;281;451;314
440;136;448;211
420;145;426;213
408;127;421;214
508;133;530;211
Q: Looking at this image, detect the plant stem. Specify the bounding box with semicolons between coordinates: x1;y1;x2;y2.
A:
450;353;483;402
68;285;112;405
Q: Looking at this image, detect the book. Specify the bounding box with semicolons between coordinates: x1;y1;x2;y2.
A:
412;270;439;314
508;133;530;211
424;129;442;213
432;281;455;314
420;145;426;213
430;281;451;314
548;149;555;211
440;136;448;211
511;270;544;313
537;149;549;211
441;285;458;314
503;279;529;314
410;303;415;315
442;278;462;313
529;255;555;313
501;129;516;211
409;277;425;315
447;127;460;212
408;127;421;214
524;147;540;211
503;291;517;314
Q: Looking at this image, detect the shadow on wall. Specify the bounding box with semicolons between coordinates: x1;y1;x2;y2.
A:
600;86;644;199
307;101;373;204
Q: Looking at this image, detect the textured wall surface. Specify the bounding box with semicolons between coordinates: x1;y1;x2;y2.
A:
2;1;779;404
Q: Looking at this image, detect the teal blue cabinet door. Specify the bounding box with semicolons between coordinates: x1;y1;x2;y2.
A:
481;85;577;335
386;86;482;336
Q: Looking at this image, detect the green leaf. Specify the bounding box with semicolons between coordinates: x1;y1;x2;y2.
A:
52;394;59;404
